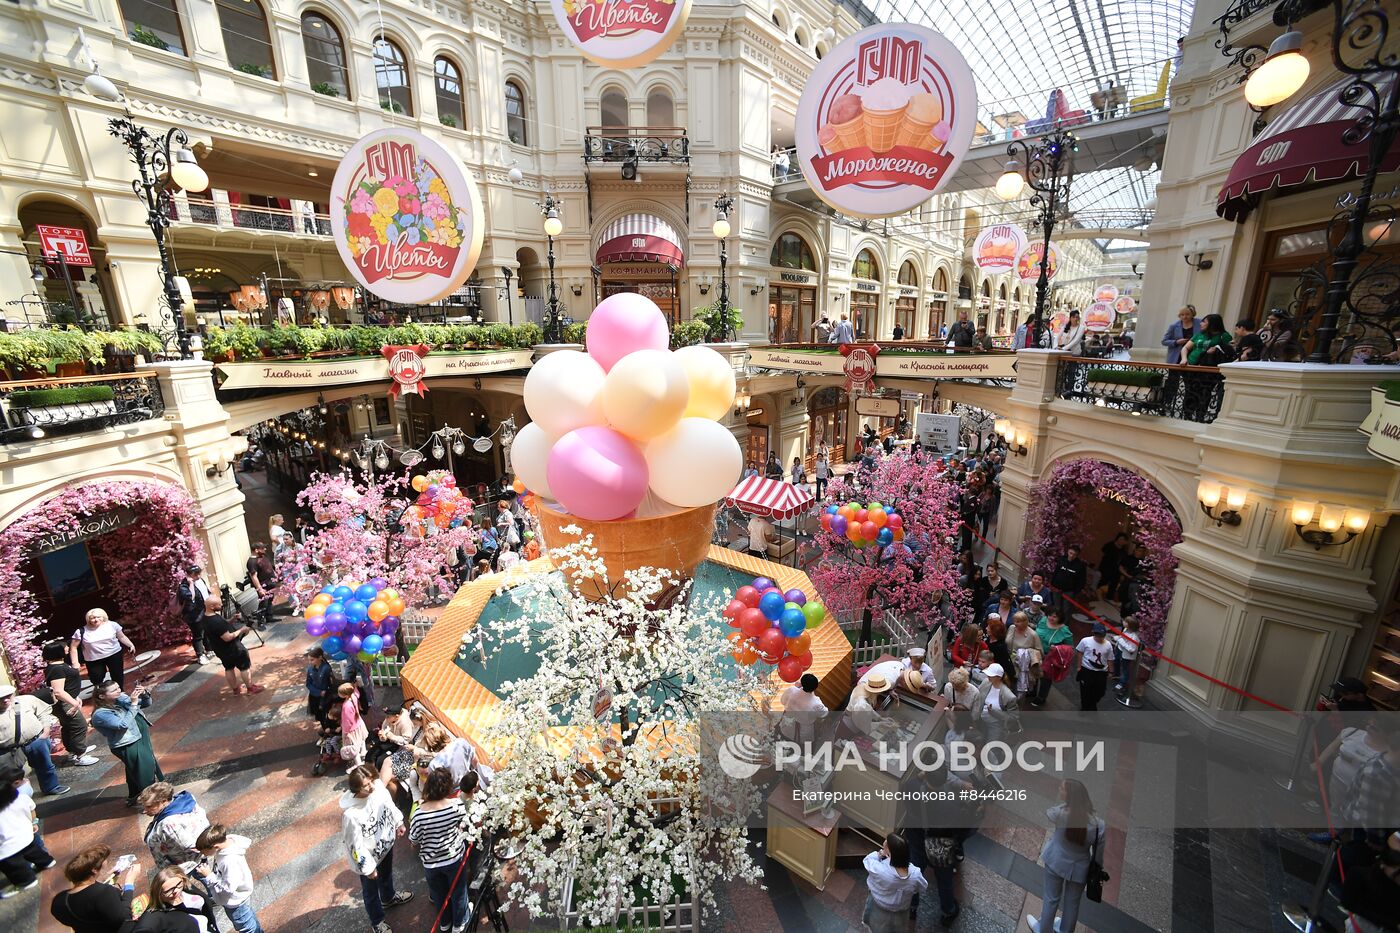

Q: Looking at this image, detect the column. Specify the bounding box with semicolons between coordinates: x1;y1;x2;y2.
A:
0;224;36;326
987;349;1065;575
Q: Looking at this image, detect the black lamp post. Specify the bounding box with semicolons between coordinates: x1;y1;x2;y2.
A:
540;195;563;344
712;193;734;342
500;265;514;325
107;117;208;358
996;128;1077;349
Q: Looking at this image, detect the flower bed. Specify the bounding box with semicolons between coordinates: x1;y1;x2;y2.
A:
0;328;165;378
202;321;545;362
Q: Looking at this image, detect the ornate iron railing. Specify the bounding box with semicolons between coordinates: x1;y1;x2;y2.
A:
0;370;166;444
171;198;332;237
583;126;690;163
1055;357;1225;424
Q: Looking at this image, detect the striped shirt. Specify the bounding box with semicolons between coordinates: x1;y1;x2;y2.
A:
408;801;466;869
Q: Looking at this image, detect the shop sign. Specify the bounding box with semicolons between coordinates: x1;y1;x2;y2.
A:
1049;309;1070;334
972;224;1027;273
899;287;917;297
550;0;692;68
1015;241;1061;282
779;271;814;284
1084;300;1115;333
216;350;533;390
840;343;880;395
747;348;847;375
914;412;959;452
30;507;137;555
472;436;494;453
36;225;94;266
855;395;901;417
1363;391;1400;467
384;344;430;398
795;23;976;218
1095;485;1135;508
877;353;1018;380
854;281;880;292
1093;284;1119;302
601;263;671;276
1114;296;1137;315
331;128;484;304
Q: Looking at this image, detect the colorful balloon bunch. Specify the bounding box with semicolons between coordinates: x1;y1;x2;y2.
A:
303;578;405;661
404;470;471;534
723;577;826;683
510;293;744;522
821;501;905;547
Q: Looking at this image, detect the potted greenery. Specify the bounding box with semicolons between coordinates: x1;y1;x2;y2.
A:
32;328;104;376
439;114;457;128
129;24;170;50
8;384;117;425
311;81;340;97
235;63;272;78
0;332;49;381
670;319;711;349
694;301;744;344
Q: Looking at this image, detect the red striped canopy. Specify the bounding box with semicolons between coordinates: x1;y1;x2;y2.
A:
726;475;814;520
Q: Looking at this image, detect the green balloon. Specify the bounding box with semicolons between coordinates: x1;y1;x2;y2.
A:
868;501;883;511
785;601;800;611
357;650;375;662
803;603;825;628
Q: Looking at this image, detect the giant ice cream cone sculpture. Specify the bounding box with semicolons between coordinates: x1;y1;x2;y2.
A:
510;293;743;601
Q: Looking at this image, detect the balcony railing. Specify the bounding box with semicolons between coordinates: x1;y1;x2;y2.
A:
1055;357;1225;424
583;126;689;164
0;370;166;444
171;199;332;237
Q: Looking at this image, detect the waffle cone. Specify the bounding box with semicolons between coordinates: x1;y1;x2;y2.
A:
865;106;906;153
895;114;938;150
829;114;867;152
535;503;717;603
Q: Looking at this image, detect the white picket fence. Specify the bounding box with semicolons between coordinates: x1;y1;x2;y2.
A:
557;814;697;932
834;606;919;668
368;613;434;686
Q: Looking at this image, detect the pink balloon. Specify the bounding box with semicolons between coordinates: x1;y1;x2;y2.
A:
585;293;669;372
546;426;649;521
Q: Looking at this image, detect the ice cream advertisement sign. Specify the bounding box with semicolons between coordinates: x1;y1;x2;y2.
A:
1084;300;1116;333
796;24;976;218
551;0;691;68
1015;241;1061;282
973;224;1028;272
331;129;484;304
1094;284;1120;302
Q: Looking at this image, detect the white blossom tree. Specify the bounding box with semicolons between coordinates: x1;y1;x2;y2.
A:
468;528;767;926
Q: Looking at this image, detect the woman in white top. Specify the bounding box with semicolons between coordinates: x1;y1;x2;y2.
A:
942;667;979;711
267;514;287;548
1317;717;1387;811
1056;309;1086;356
862;834;926;933
70;608;136;691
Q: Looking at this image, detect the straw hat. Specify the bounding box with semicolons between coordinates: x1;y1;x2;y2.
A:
864;672;893;693
900;670;925;693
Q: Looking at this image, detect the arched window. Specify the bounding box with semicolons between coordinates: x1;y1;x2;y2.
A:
302;13;349;98
646;88;673;126
601;87;628;127
958;274;972;300
434;56;465;128
852;248;880;281
770;232;816;271
119;0;186;55
934;269;949;293
216;0;275;78
998;282;1008;301
505;80;528;145
373;38;413;115
898;260;918;287
794;27;808;47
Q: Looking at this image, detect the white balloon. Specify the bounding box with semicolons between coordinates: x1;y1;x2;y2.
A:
600;349;690;441
672;344;737;421
523;350;606;437
644;418;744;508
509;422;554;499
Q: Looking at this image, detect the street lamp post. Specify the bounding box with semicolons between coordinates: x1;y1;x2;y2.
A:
712;193;734;342
107;117;208;358
996;128;1076;349
540;195;564;344
500;265;514;326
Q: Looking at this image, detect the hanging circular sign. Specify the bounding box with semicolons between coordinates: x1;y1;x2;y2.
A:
796;23;977;218
399;450;425;467
472;437;493;453
1084;301;1115;333
331;128;484;304
1049;309;1071;335
1093;284;1120;302
1015;241;1061;282
550;0;692;68
972;224;1028;273
1114;295;1137;315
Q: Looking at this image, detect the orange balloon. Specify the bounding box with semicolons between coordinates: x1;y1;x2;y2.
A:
411;475;429;493
869;509;888;528
386;596;406;616
303;603;325;620
893;528;905;541
380;588;399;601
368;600;389;622
729;633;760;665
511;479;526;493
838;505;854;521
312;593;333;606
435;512;452;528
787;632;811;655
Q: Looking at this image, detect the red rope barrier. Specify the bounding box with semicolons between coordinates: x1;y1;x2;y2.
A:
429;841;476;933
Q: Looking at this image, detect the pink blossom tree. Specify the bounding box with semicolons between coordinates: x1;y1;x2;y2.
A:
809;453;966;644
277;470;479;609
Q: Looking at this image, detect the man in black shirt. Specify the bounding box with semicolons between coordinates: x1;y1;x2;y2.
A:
947;310;975;348
245;543;276;627
1050;545;1087;618
176;564;215;665
40;642;98;766
201;596;264;696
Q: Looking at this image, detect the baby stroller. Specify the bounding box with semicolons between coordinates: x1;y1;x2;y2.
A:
312;732;342;777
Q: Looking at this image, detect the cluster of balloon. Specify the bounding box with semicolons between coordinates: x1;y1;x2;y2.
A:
303;578;406;661
508;478;537;512
723;577;826;683
510;293;744;522
821;501;906;547
403;471;471;535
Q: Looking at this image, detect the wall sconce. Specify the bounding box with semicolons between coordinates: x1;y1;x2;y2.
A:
750;282;766;296
697;274;711;295
1291;500;1370;549
317;393;328;415
1183;238;1214;271
1011;430;1028;457
993;419;1027;455
1197;480;1243;526
571;283;583;297
205;436;250;478
734;388;752;416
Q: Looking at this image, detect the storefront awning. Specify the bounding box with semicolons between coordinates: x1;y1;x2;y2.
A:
726;474;814;521
596;214;684;266
1217;75;1400;222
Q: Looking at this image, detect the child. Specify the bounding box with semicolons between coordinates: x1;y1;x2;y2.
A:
339;682;368;767
304;646;334;733
1112;616;1141;695
194;823;263;933
0;763;54;897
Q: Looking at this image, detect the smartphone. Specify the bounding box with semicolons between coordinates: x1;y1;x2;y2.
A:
113;854;137;873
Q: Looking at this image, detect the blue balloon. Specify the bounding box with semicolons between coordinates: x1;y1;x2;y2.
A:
354;584;380;603
319;586;336;595
779;607;806;637
344;599;368;621
328;651;348;662
332;585;354;601
322;635;343;655
326;602;344;619
362;634;384;655
759;590;786;621
825;504;839;514
877;527;895;546
783;589;807;606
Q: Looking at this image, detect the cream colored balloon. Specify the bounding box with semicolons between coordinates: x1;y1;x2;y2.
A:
645;418;744;507
600;349;690;441
673;344;737;421
508;421;555;499
522;350;605;438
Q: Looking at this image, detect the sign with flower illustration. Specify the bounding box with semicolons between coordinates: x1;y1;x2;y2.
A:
796;24;976;218
551;0;692;68
331;129;484;304
1015;240;1060;282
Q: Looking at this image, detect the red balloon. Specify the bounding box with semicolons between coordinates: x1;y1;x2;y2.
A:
855;509;869;524
757;627;787;661
797;650;814;671
777;656;803;683
888;513;903;529
736;585;761;608
820;513;832;530
723;599;746;623
739;608;770;639
861;521;878;540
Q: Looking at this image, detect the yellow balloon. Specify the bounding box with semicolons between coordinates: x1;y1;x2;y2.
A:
672;345;737;421
411;475;429;493
600;349;689;441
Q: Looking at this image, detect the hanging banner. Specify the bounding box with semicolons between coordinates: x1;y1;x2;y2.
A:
1015;241;1061;282
839;343;881;395
796;23;977;218
331;128;484;304
1084;300;1116;333
972;224;1028;273
384;344;430;398
1093;283;1120;302
551;0;692;68
215;350;533;391
36;225;94;267
1114;295;1137;315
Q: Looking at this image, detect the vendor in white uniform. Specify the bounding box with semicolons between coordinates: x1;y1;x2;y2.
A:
901;647;936;692
779;673;829;743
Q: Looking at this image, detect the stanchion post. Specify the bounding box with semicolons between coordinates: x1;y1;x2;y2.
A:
1281;835;1341;933
1274;716;1320;794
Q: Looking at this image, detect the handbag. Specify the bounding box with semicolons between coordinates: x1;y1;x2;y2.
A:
1;711;29;774
1085;823;1110;902
924;834;957;868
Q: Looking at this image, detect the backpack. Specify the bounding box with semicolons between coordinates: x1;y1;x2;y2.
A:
1040;644;1075;683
